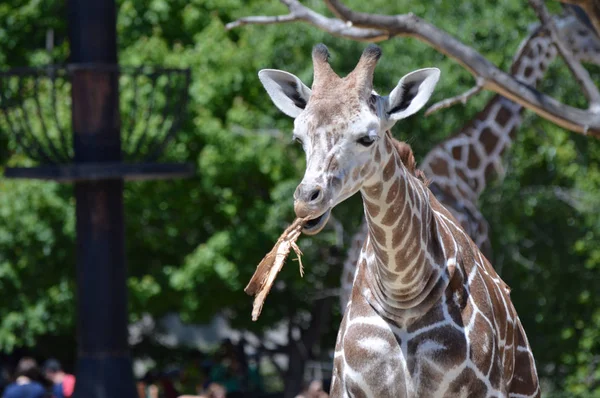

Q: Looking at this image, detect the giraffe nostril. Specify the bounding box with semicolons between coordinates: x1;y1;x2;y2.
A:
309;188;322;203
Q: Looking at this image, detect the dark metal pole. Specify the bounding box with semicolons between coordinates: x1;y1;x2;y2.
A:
68;0;137;396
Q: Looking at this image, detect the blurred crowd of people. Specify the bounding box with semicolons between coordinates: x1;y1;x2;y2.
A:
137;339;264;398
0;339;330;398
0;357;75;398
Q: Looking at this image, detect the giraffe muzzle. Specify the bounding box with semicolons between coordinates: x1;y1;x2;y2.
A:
301;208;331;235
294;183;332;234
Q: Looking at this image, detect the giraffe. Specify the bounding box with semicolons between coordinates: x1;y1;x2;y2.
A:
337;13;600;311
258;44;539;397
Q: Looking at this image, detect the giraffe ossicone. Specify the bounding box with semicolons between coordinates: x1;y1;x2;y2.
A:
258;44;539;397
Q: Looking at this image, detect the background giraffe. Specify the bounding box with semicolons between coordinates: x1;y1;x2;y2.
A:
339;14;600;311
258;44;539;396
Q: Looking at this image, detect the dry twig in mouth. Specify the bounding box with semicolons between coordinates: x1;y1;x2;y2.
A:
245;216;309;321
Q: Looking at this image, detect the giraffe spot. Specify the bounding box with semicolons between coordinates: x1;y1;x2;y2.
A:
467;147;480;169
364;199;380;217
352;167;361;180
394;236;419;272
469;313;495;376
488;283;509;338
374;147;381;163
369;222;387;246
343;318;399;374
385;137;393;154
360;164;370;177
505;318;515;351
363;182;383;198
386;179;400;204
383;156;396;182
444;285;466;328
488;352;503;389
409;324;467;371
407;302;446;333
523;66;533;79
393;255;411;277
451;145;462;160
509;327;538;396
400;254;424;283
496;105;514;128
480;127;499;155
381;204;403;227
442;367;488;398
392;229;403;249
328;157;340;173
408;184;416;204
484;162;497;179
429;157;450;178
471;273;493;316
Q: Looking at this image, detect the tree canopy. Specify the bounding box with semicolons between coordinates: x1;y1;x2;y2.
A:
1;0;599;396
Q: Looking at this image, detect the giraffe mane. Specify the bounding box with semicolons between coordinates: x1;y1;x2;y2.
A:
389;135;431;187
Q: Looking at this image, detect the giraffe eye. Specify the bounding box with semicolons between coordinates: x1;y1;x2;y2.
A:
357;135;375;147
293;136;303;146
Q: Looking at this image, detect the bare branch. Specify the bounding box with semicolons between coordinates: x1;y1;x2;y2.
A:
226;0;388;42
322;0;600;135
562;0;600;35
425;79;485;116
530;0;600;111
225;14;299;30
229;0;600;137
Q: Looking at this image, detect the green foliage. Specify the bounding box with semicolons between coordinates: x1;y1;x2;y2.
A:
1;0;600;395
0;180;75;351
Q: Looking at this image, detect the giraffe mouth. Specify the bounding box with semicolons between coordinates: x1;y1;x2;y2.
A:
302;209;331;235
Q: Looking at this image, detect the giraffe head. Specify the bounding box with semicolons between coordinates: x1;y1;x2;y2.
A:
259;44;440;234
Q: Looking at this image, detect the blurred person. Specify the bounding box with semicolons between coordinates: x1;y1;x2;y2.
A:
41;359;75;398
2;357;48;398
177;360;209;398
158;372;178;398
1;364;11;394
295;380;328;398
178;381;225;398
307;380;328;398
246;355;263;393
204;382;226;398
208;355;243;395
138;370;160;398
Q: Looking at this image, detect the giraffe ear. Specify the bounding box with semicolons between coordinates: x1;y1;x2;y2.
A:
258;69;312;118
384;68;440;122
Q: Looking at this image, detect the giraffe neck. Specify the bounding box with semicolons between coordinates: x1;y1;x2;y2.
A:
359;134;450;322
424;16;600;205
561;13;600;65
423;27;557;206
339;14;600;312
